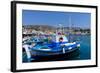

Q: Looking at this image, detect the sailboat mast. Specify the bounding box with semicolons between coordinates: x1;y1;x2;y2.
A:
69;16;72;42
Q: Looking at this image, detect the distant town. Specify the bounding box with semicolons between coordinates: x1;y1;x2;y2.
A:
22;25;90;36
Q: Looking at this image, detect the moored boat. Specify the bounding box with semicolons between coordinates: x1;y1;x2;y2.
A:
22;24;80;62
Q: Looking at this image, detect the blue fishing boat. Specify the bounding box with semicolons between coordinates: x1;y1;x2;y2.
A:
22;24;80;62
23;26;80;61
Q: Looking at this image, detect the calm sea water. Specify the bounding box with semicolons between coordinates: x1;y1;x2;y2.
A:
76;35;91;60
23;35;91;62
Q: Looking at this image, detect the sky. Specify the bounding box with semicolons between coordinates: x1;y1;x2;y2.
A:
22;10;91;28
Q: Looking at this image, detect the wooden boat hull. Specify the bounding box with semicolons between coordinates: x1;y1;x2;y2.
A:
30;47;80;62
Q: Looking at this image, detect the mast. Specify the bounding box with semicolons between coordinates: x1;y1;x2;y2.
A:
69;16;72;42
